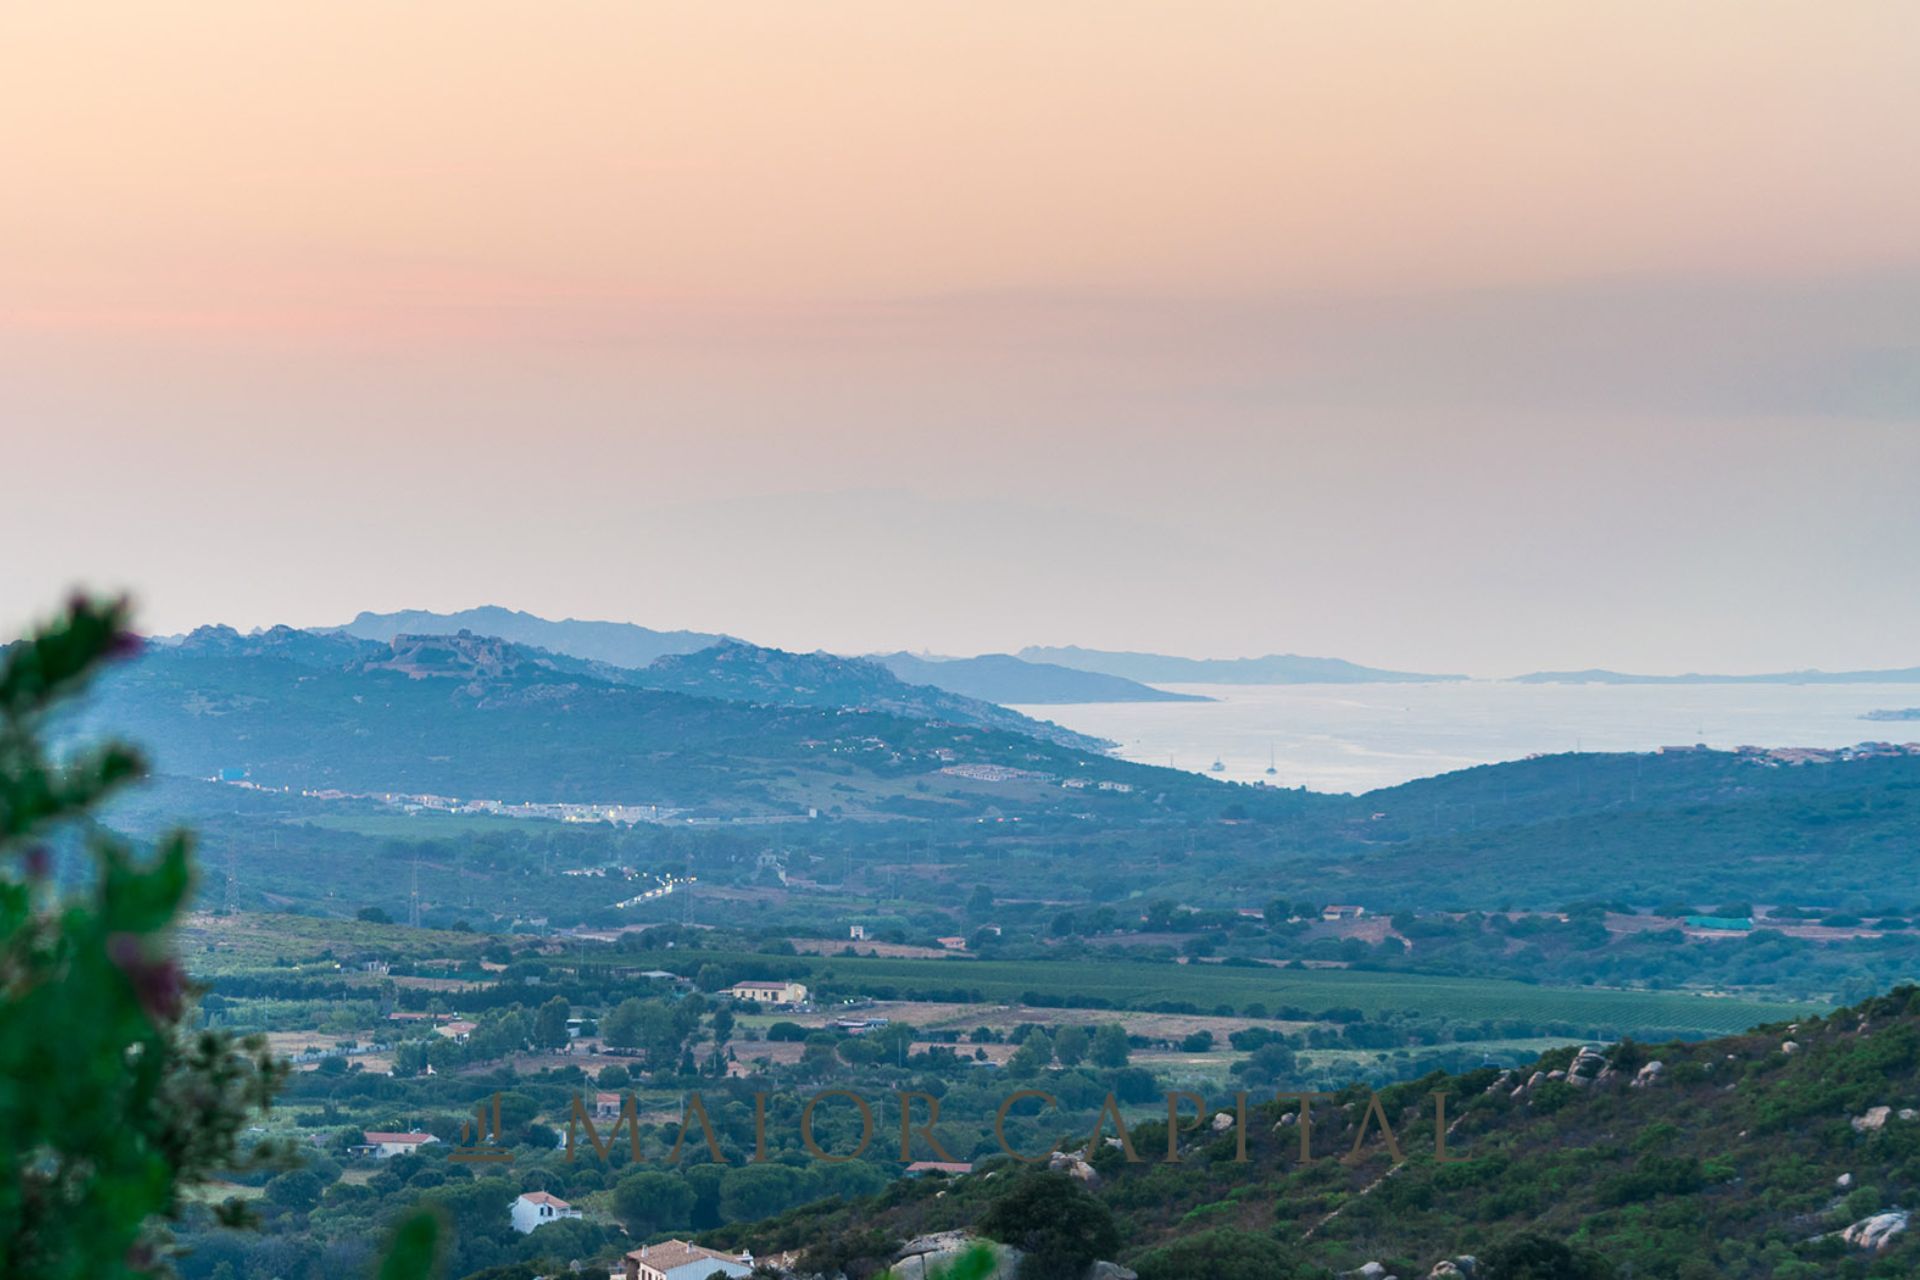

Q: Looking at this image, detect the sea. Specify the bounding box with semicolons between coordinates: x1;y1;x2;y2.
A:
1009;682;1920;795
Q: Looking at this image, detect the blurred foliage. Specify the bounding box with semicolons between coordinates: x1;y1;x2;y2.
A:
0;597;285;1278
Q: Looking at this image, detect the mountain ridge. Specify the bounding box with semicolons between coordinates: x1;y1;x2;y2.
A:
68;627;1243;819
1019;645;1467;685
338;606;725;670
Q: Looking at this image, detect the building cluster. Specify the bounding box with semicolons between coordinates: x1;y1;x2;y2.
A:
215;778;687;826
1733;742;1920;767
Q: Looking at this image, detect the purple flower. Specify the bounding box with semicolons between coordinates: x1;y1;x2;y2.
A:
108;933;186;1024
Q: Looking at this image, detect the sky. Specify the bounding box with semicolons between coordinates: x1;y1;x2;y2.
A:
3;3;1917;676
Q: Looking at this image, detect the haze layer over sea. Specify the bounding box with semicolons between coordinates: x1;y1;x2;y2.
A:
1010;682;1920;794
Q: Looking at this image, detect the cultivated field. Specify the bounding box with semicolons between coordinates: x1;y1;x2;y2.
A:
634;951;1822;1038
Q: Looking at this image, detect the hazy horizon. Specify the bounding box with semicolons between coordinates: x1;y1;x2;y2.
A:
5;4;1917;672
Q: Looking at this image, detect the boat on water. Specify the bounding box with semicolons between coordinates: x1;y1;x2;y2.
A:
1266;744;1277;775
1210;757;1226;772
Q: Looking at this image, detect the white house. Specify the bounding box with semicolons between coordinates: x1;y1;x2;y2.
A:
362;1130;437;1158
511;1190;582;1234
725;980;808;1006
622;1240;753;1280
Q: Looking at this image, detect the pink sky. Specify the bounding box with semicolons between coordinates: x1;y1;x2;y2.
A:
4;4;1917;672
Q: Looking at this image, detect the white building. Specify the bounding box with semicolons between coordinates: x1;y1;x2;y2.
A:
622;1240;753;1280
726;980;808;1006
362;1130;437;1159
511;1190;582;1234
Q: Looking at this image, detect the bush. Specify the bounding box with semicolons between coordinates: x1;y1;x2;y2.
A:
1481;1231;1610;1279
977;1172;1119;1280
1133;1228;1306;1280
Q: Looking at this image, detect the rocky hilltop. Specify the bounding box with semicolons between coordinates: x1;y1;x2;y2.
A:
716;987;1920;1278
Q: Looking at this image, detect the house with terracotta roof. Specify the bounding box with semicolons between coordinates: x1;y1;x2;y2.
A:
361;1130;437;1158
622;1240;753;1280
511;1190;581;1234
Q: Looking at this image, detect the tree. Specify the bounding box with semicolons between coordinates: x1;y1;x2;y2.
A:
978;1172;1119;1280
612;1170;695;1235
602;997;648;1049
718;1164;816;1223
1053;1025;1090;1068
1090;1023;1131;1068
264;1169;323;1213
801;1032;841;1078
1007;1030;1054;1077
0;598;285;1278
532;996;571;1051
356;906;393;924
872;1020;914;1065
390;1040;432;1078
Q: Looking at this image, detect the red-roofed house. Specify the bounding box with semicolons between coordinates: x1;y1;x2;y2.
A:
623;1240;753;1280
362;1131;437;1158
511;1190;581;1234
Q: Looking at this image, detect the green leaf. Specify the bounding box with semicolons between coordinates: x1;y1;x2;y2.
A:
376;1211;443;1280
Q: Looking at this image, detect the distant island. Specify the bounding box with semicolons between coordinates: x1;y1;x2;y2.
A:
1018;645;1465;685
1514;666;1920;685
873;651;1208;704
1863;707;1920;721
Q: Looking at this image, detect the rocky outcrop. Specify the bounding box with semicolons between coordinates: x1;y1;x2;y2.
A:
1630;1061;1665;1088
1428;1258;1478;1278
890;1233;1024;1280
1839;1209;1909;1252
1851;1106;1892;1133
1564;1046;1609;1089
1047;1148;1100;1185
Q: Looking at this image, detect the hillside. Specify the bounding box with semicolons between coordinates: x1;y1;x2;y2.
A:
632;641;1112;751
68;628;1228;820
728;987;1920;1279
873;652;1209;705
1292;748;1920;910
1020;646;1465;685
